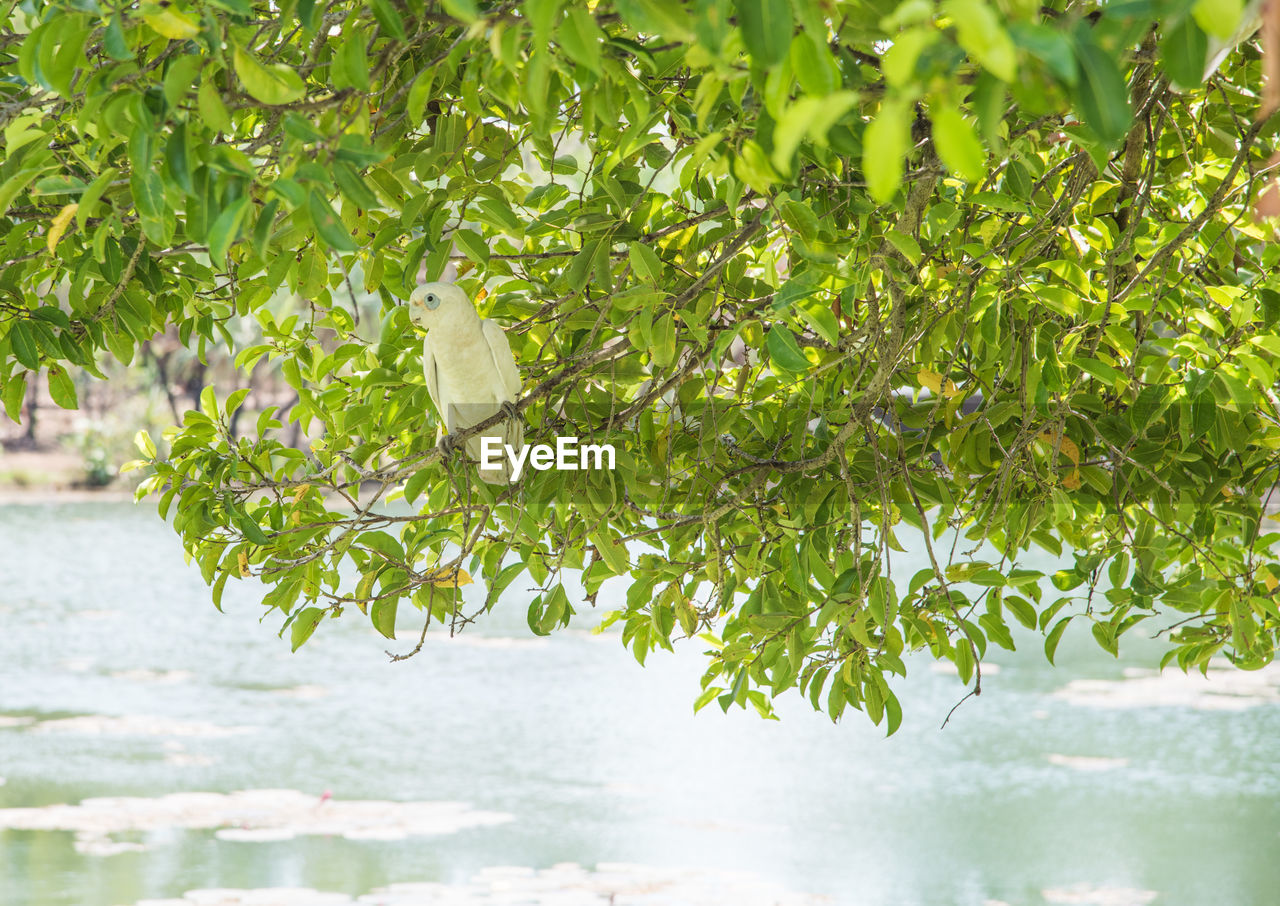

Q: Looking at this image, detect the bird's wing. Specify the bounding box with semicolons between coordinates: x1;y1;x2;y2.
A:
480;319;522;401
422;334;450;430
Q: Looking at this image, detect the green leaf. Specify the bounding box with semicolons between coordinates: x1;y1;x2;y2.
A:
886;229;922;266
47;365;78;409
9;322;39;371
372;0;411;37
629;242;664;284
2;373;28;423
141;4;201;40
779;199;821;241
104;15;131;61
559;6;604;74
135;429;157;458
163;55;204;108
371;599;397;639
333;160;380;210
436;0;481;21
592;530;630;575
290;607;325;651
693;686;722;713
453;228;490;265
1070;25;1133;145
944;0;1017;82
131;170;165;220
864;100;909;204
883;685;903;735
798;299;840;345
735;139;780;192
883;28;935;87
207;195;251;264
308;189;357;251
233;46;306;105
1044;615;1072;665
772;95;859;174
340;29;371;92
931;106;986;182
766;326;811;373
407;70;436;124
651;312;677;367
736;0;792;67
164;123;194;195
1192;0;1245;40
565;239;600;291
1091;620;1119;657
334;134;388;167
284;114;326;145
198;79;233;132
252;198;280;258
791;32;839;95
1005;595;1038;630
76;167;118;229
1161;16;1208;90
1077;357;1121;387
1008;22;1077;84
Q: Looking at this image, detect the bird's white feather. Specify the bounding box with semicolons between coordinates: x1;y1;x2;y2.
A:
422;335;441;424
481;319;523;400
409;281;524;484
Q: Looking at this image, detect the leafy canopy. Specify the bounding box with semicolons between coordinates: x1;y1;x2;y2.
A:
4;0;1280;730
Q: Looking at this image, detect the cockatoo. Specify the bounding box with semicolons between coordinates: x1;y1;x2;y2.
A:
408;281;524;484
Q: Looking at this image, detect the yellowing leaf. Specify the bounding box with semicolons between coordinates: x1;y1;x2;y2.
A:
430;569;473;587
293;483;310;502
918;369;944;393
47;202;77;253
1062;469;1082;490
1039;431;1080;464
237;550;250;577
142;5;201;40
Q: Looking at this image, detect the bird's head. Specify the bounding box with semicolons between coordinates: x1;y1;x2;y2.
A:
408;281;473;329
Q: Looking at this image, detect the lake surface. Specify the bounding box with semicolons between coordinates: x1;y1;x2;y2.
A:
1;501;1277;906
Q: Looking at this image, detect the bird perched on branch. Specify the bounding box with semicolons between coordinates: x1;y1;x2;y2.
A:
408;281;524;484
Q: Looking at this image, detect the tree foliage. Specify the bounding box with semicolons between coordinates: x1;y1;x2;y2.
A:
4;0;1280;729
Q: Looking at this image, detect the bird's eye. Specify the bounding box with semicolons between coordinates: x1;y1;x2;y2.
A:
425;293;440;310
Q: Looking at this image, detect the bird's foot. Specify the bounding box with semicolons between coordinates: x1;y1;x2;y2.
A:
437;433;459;459
499;400;521;421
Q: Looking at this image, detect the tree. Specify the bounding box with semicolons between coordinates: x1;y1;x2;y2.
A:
3;0;1280;731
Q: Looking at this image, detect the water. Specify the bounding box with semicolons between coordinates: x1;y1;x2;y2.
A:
0;501;1277;906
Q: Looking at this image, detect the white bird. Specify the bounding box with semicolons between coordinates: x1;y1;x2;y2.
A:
408;281;524;484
